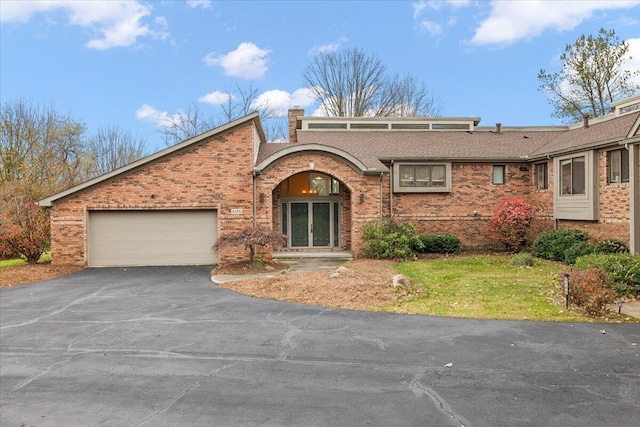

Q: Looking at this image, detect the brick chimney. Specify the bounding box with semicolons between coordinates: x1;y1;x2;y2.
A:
288;107;304;143
496;123;502;134
583;114;589;128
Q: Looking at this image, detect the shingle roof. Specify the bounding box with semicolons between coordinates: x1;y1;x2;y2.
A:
256;112;639;170
526;111;639;158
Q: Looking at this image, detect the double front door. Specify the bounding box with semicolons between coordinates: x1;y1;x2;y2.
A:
285;201;339;248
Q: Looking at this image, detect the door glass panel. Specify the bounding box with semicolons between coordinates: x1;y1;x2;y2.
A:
333;202;339;247
281;203;287;236
312;202;330;246
290;203;309;247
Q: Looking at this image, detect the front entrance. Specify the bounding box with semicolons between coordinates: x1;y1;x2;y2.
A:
285;200;339;248
275;171;345;250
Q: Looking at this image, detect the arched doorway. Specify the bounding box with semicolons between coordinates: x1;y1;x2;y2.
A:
274;171;348;249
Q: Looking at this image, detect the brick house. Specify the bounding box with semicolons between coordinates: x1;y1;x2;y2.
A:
39;95;640;267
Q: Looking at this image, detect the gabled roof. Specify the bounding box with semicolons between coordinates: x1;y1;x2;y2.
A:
39;112;263;207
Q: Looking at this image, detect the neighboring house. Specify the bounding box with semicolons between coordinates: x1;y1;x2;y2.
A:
39;95;640;267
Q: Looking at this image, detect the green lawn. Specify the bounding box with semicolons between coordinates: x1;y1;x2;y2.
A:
387;255;635;322
0;252;51;268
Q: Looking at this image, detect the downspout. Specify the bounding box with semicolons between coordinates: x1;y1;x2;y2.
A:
389;160;394;218
252;171;257;227
629;143;639;254
379;173;383;218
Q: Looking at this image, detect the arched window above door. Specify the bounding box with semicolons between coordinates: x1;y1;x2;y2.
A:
278;172;340;196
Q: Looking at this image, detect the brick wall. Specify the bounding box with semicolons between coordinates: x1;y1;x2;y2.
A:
49;123;257;266
392;162;536;247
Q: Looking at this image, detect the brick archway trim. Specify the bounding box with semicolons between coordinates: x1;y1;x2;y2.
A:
254;143;386;175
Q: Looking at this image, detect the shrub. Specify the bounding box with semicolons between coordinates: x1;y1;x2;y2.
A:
531;229;589;262
592;238;629;255
214;227;287;264
563;241;594;265
489;198;535;252
361;219;422;261
417;234;461;254
574;253;640;297
565;268;615;316
512;253;534;267
0;203;50;264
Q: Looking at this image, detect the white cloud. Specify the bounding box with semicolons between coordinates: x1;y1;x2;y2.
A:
198;91;234;105
135;104;182;128
250;88;318;117
186;0;212;9
419;20;443;37
0;0;168;50
202;42;270;79
624;38;640;88
412;0;469;37
471;0;640;46
309;37;348;55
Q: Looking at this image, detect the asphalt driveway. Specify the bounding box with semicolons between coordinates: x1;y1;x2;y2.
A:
1;267;638;427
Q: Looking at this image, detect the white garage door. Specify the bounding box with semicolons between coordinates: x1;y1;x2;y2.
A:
88;210;217;267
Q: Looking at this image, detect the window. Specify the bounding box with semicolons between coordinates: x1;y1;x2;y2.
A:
607;149;629;184
554;151;597;220
492;165;505;185
393;163;451;193
535;162;548;190
278;172;340;196
399;164;446;187
560;156;585;195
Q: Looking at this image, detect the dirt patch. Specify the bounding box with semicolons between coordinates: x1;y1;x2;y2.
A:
0;263;84;288
218;259;420;311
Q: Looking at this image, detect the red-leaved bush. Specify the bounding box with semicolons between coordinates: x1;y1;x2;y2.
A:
0;203;50;263
565;268;615;316
489;198;535;252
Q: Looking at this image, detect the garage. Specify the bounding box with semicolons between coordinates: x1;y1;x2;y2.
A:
88;210;217;267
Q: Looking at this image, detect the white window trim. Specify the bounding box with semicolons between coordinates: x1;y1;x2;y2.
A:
393;162;452;193
553;150;598;220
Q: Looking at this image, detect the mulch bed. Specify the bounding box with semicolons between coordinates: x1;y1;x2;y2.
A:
0;263;84;288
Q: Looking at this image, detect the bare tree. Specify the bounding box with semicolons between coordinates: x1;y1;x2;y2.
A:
380;74;442;117
160;84;282;146
538;28;640;123
158;102;217;147
87;126;147;177
1;100;89;192
303;48;440;117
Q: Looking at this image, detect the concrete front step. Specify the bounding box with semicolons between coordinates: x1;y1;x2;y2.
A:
272;251;353;259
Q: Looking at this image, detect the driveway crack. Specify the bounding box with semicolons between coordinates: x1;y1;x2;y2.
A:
133;363;237;426
409;368;473;427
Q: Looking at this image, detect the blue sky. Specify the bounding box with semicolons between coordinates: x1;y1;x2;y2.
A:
2;0;639;151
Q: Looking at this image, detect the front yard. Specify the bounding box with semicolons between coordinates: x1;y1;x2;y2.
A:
220;254;638;323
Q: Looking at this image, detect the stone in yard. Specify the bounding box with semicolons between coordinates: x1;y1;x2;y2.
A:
329;272;340;279
392;274;412;290
336;266;350;274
